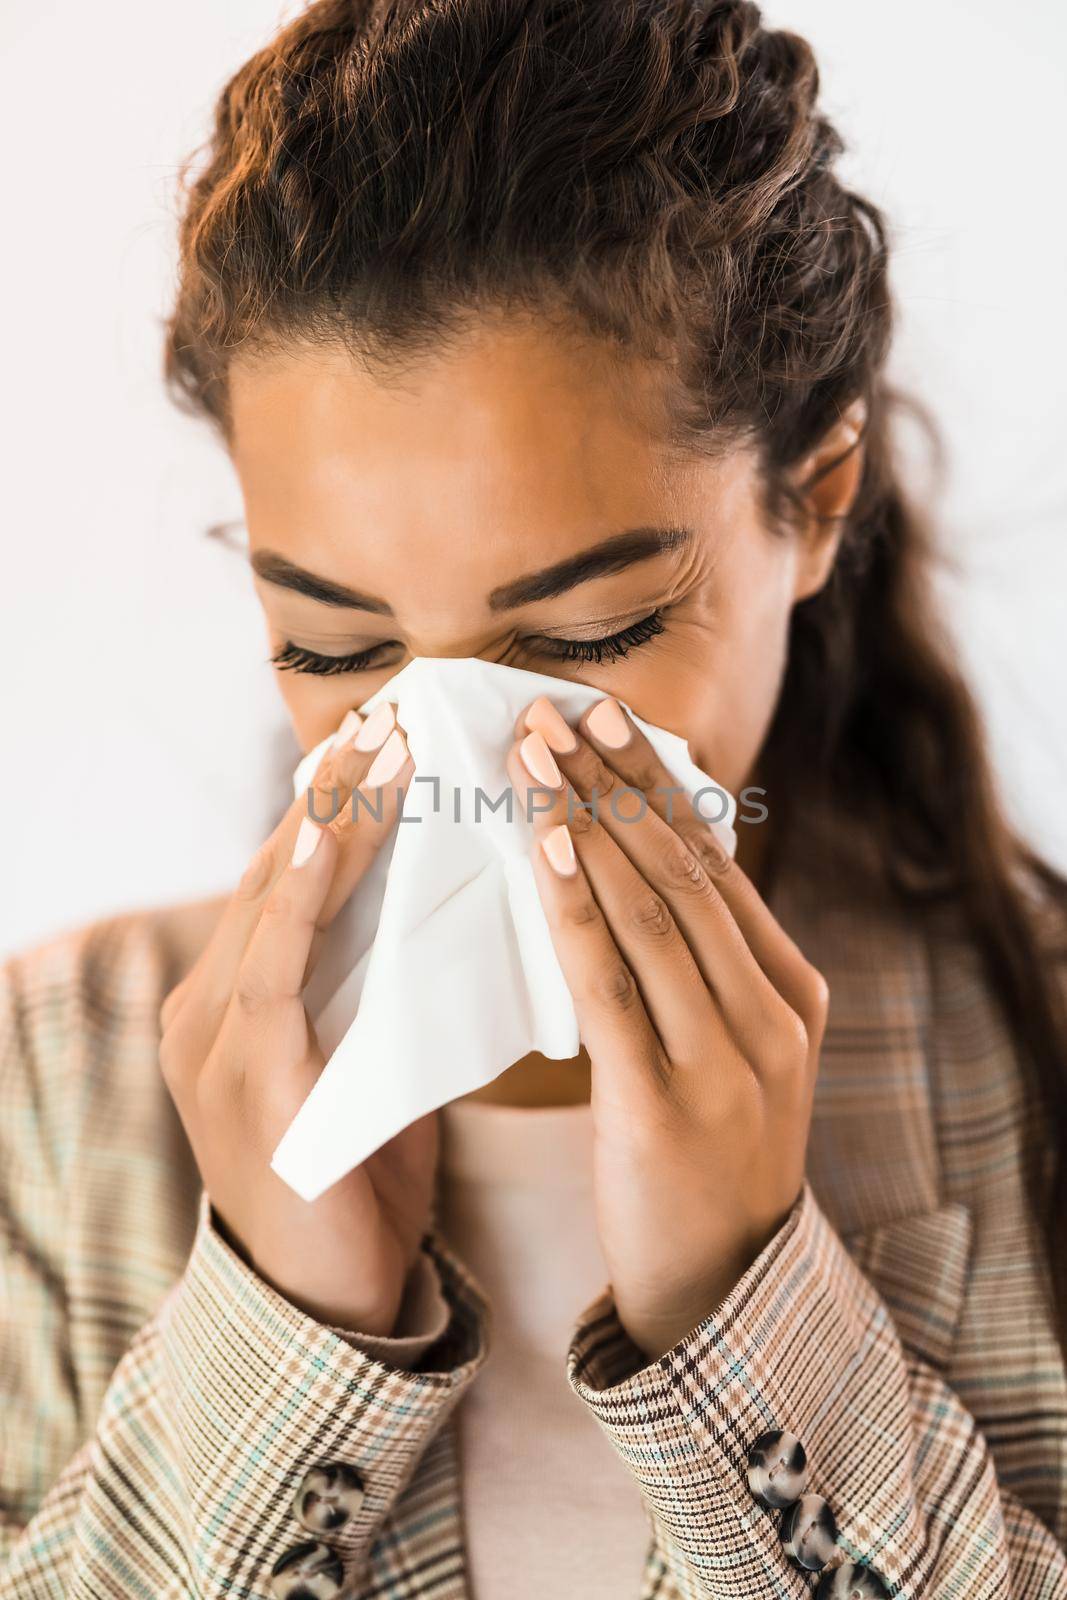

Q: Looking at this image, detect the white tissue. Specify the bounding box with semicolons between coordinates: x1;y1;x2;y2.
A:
269;656;736;1203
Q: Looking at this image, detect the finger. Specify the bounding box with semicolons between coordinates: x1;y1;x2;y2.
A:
506;741;724;1068
232;812;340;1051
313;712;413;925
509;726;777;1057
574;695;822;1028
527;818;667;1106
513;696;825;1052
210;813;344;1142
168;811;339;1109
186;703;406;1040
305;716;415;971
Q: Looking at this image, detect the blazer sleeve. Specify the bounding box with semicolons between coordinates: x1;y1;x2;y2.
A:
0;943;489;1600
566;1177;1067;1598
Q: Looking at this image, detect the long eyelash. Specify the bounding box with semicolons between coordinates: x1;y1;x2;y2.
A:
270;609;667;676
269;640;397;676
546;610;665;664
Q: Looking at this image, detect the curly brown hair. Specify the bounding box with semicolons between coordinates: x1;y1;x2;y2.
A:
162;0;1067;1358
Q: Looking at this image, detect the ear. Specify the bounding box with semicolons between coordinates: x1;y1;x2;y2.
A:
788;398;867;602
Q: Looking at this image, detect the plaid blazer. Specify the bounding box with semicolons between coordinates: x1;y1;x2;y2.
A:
2;831;1066;1598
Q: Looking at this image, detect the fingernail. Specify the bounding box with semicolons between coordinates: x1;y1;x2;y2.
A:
519;729;564;789
585;697;631;748
524;695;578;754
292;816;322;867
353;702;396;751
363;728;409;786
541;823;577;876
331;708;364;748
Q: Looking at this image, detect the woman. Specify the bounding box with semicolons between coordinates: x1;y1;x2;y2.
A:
2;1;1065;1596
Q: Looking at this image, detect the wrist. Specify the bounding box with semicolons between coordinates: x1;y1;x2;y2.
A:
621;1199;806;1359
209;1201;405;1336
619;1253;763;1360
623;1288;733;1362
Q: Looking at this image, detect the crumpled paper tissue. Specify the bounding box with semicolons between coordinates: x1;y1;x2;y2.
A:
269;655;736;1202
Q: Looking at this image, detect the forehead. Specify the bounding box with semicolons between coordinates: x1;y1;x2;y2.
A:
227;314;737;603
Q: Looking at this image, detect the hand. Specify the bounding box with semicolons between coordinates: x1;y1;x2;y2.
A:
506;694;828;1360
158;704;434;1337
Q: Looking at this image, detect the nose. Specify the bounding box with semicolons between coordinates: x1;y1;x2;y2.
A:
402;628;516;665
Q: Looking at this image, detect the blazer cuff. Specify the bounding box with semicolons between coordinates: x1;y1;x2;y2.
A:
565;1178;926;1590
157;1184;489;1584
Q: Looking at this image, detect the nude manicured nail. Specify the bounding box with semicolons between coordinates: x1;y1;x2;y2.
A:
331;708;364;748
524;695;578;754
541;823;577;876
291;816;322;867
520;729;564;789
353;702;396;751
586;696;631;748
363;728;409;786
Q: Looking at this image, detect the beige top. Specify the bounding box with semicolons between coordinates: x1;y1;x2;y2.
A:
434;1096;651;1598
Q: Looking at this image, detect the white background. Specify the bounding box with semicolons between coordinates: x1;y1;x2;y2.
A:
3;0;1065;958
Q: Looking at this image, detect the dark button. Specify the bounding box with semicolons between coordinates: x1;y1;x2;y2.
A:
780;1491;838;1571
292;1461;366;1535
269;1539;345;1599
745;1429;808;1509
815;1561;891;1598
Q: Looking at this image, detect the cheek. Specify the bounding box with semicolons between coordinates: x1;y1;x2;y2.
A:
708;604;791;786
685;540;797;789
606;564;794;795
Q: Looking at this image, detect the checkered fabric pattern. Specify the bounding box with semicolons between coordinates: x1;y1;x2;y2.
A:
2;837;1066;1597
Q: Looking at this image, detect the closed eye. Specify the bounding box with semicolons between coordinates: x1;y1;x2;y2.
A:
268;609;666;676
530;610;665;664
269;639;402;676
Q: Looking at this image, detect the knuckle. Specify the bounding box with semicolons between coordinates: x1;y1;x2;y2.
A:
660;840;708;894
310;742;341;785
235;842;274;903
627;757;661;795
803;963;831;1023
683;825;733;879
647;1045;678;1098
323;818;348;852
560;893;602;930
573;746;618;799
233;963;274;1021
259;889;294;925
629;891;674;940
565;800;600;840
589;960;640;1012
764;1001;810;1070
305;780;344;828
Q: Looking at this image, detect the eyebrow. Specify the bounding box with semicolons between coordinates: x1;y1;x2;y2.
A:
487;526;692;610
249;525;692;615
250;552;396;613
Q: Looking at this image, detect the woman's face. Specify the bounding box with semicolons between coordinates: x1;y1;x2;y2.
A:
228;311;853;806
